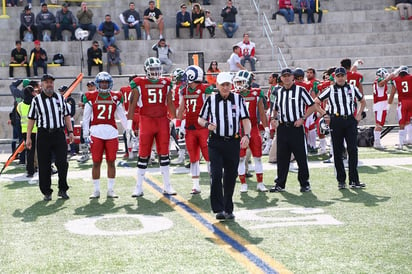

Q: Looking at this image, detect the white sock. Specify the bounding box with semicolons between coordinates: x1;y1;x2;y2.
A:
308;129;317;148
399;129;406;146
406;124;412;142
107;178;115;191
373;130;381;145
135;168;146;192
192;178;200;190
319;138;326;150
93;179;100;192
160;165;170;187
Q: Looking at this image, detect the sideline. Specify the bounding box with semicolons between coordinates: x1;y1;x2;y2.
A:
144;174;292;274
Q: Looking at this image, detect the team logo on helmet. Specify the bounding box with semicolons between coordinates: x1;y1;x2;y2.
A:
95;71;113;93
319;117;330;135
233;70;252;92
185;65;204;83
171;68;186;83
144;57;162;79
376;68;389;78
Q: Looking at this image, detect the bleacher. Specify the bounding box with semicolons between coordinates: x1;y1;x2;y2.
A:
0;0;411;139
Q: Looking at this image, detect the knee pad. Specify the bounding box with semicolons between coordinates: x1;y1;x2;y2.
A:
159;154;170;166
190;161;200;177
254;157;263;174
238;157;246;175
137;157;149;169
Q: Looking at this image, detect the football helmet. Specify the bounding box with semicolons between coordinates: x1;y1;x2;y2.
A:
185;65;204;83
399;65;409;74
144;57;162;79
171;68;186;83
319;117;330;135
233;70;252;92
376;68;389;78
293;68;305;78
95;71;113;93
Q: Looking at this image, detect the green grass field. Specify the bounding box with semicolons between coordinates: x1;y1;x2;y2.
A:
1;147;412;273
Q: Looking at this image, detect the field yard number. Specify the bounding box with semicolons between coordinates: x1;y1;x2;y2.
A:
235;207;342;228
65;214;173;236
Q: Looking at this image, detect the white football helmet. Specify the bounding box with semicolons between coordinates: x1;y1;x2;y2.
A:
171;68;186;83
399;65;409;74
185;65;204;83
233;70;252;92
376;68;389;78
319;117;330;135
95;71;113;93
144;57;162;79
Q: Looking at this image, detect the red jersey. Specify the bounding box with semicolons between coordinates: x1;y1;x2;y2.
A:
120;85;140;114
239;88;265;126
85;90;123;129
372;78;389;103
295;80;312;94
131;77;172;118
392;74;412;102
346;71;363;90
180;83;213;130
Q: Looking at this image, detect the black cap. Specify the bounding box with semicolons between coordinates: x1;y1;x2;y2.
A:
86;81;95;86
62;3;68;7
24;5;31;10
41;74;55;81
41;3;47;6
281;68;293;76
58;85;68;92
334;67;347;76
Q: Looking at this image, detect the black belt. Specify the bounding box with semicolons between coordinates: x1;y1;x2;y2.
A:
279;121;295;127
211;133;239;141
39;128;64;133
331;114;353;120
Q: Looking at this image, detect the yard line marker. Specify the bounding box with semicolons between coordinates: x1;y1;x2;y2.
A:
144;174;292;274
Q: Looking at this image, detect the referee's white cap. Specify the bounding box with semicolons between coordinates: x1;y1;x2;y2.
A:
217;72;233;85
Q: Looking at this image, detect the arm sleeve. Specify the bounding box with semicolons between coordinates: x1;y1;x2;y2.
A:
115;104;128;130
82;103;92;137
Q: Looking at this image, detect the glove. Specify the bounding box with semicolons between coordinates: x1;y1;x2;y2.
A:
263;127;270;141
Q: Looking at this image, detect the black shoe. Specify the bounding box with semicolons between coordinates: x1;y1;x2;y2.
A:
43;194;52;201
216;212;225;220
245;172;253;178
58;190;70;199
349;182;366;189
300;185;311;193
338;182;347;190
225;213;235;220
269;185;285;193
26;174;34;178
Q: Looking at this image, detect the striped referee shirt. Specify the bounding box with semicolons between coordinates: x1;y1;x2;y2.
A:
28;91;71;129
199;92;249;137
275;84;314;123
318;83;363;116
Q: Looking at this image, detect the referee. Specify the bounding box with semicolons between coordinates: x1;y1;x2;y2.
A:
315;67;366;190
26;74;74;201
270;68;318;193
198;72;251;220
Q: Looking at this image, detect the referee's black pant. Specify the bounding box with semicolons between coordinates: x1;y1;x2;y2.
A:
276;124;310;188
330;116;359;184
208;135;240;215
37;128;69;196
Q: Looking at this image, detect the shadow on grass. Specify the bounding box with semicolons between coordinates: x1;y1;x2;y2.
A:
123;196;175;216
4;181;38;190
276;191;335;208
358;165;387;175
332;189;390;207
205;220;264;246
13;199;68;222
235;191;279;210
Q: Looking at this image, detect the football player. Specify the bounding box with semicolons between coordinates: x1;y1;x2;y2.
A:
126;57;176;196
233;70;269;193
82;72;128;199
177;65;213;194
372;68;391;149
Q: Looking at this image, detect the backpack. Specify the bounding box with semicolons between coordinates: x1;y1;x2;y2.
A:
53;53;64;65
357;127;374;147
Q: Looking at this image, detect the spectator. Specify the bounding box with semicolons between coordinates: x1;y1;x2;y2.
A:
9;40;30;78
295;0;313;24
152;38;173;74
143;0;165;40
20;5;37;42
309;0;323;23
236;33;257;72
30;40;48;77
227;45;245;72
87;40;103;76
56;3;77;41
395;0;412;20
97;14;121;52
205;9;216;38
278;0;295;24
206;60;220;87
107;44;122;75
192;3;205;39
119;2;142;40
36;3;56;41
221;0;239;38
9;101;24;165
7;0;18;7
176;3;193;38
76;2;97;41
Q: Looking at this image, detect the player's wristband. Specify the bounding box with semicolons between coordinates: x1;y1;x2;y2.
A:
68;130;73;133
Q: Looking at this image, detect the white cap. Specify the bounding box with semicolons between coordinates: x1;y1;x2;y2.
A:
216;72;233;85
